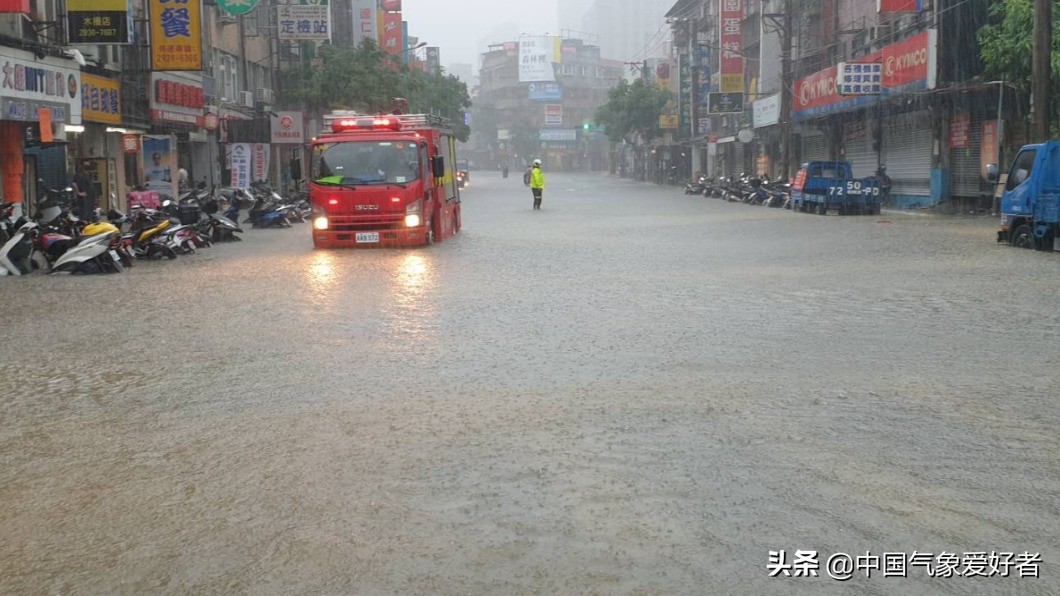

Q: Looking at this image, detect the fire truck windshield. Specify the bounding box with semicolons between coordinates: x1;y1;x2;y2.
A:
313;141;421;186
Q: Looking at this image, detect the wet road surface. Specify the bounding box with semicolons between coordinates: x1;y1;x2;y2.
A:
2;173;1059;594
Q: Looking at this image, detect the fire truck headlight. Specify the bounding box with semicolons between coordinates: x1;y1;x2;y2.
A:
405;214;421;228
313;216;329;230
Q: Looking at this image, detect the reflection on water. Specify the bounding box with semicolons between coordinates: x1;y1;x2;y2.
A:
385;253;437;342
304;251;337;310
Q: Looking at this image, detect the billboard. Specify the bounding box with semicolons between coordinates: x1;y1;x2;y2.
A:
795;29;936;119
539;129;576;141
529;82;562;102
149;0;202;71
380;11;403;56
426;46;440;75
719;0;744;93
278;0;330;41
707;92;744;115
67;0;132;44
352;0;377;46
381;0;402;10
544;104;563;126
878;0;922;12
81;73;122;125
271;111;305;144
836;62;882;95
519;36;558;83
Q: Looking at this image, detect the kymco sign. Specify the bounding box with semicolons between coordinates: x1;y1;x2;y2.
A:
795;29;936;119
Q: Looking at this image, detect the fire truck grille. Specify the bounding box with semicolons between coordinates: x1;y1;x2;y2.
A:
328;214;405;232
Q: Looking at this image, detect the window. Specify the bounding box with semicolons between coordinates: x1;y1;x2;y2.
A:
312;141;421;185
1006;149;1037;191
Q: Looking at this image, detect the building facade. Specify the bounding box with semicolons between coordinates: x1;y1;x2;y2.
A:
477;38;622;171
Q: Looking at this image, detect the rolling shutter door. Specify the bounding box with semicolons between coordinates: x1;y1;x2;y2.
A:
845;130;877;179
800;132;828;163
883;111;932;197
950;120;983;197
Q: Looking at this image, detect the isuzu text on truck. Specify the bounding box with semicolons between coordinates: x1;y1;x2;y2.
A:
310;110;462;248
992;141;1060;252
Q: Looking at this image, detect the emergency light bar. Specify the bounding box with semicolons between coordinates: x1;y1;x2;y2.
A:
331;117;403;133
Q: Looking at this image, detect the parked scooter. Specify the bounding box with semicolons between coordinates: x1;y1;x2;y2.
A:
0;221;39;276
50;227;126;275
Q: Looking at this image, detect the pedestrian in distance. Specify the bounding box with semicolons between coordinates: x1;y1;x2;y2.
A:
529;158;545;210
71;164;96;221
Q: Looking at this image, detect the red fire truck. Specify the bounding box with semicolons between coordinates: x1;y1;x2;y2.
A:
310;111;462;248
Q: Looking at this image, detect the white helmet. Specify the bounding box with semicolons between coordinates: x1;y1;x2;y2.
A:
533;159;542;166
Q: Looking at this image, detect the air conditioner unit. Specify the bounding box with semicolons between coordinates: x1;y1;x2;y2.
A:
254;88;275;105
239;91;255;108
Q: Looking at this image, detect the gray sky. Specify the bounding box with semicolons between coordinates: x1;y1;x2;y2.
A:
402;0;560;69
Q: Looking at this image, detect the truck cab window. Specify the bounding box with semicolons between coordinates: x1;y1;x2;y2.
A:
1006;149;1037;191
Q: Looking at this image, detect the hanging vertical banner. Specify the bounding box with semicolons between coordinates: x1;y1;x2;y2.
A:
230;143;251;188
149;0;202;71
878;0;922;12
67;0;132;44
980;120;999;180
142;135;175;194
380;11;403;56
719;0;744;93
252;143;271;182
678;52;691;134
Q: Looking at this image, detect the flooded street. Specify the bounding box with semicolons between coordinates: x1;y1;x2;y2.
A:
2;173;1059;594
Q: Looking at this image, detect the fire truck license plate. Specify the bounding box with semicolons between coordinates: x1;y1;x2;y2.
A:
355;232;379;243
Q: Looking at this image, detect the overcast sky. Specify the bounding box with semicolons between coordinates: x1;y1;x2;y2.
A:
402;0;560;68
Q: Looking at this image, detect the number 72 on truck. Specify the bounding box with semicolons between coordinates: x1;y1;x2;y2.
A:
310;111;462;248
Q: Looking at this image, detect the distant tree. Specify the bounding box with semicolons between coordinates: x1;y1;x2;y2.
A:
978;0;1060;129
280;41;472;141
403;68;472;141
594;79;672;145
280;41;402;114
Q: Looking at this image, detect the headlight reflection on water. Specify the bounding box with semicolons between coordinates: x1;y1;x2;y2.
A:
386;254;437;342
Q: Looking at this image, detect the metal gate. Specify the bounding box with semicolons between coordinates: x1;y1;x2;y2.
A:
950;120;983;197
883;111;932;197
800;132;829;163
843;120;877;179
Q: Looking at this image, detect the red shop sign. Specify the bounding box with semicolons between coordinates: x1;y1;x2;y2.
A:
122;134;140;154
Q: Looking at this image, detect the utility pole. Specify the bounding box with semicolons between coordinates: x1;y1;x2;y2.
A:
1031;0;1052;139
778;0;794;179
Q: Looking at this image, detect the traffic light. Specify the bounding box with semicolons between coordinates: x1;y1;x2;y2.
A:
583;122;590;130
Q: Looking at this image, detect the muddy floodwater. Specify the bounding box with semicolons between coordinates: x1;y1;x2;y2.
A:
2;173;1059;594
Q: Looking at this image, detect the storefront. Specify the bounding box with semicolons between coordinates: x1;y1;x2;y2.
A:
69;72;127;210
883;110;933;205
794;30;939;207
148;71;206;196
0;47;82;214
841;118;877;179
752;94;780;177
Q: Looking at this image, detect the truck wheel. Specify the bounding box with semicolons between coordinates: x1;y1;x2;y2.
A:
818;202;827;215
1011;223;1034;249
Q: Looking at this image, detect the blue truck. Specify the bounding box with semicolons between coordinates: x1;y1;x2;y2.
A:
993;141;1060;251
790;161;882;216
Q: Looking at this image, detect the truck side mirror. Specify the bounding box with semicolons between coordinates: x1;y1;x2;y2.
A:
986;163;999;182
289;157;302;181
432;156;445;178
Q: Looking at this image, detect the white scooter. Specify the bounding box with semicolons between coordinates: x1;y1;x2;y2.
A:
0;221;39;276
50;231;124;275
